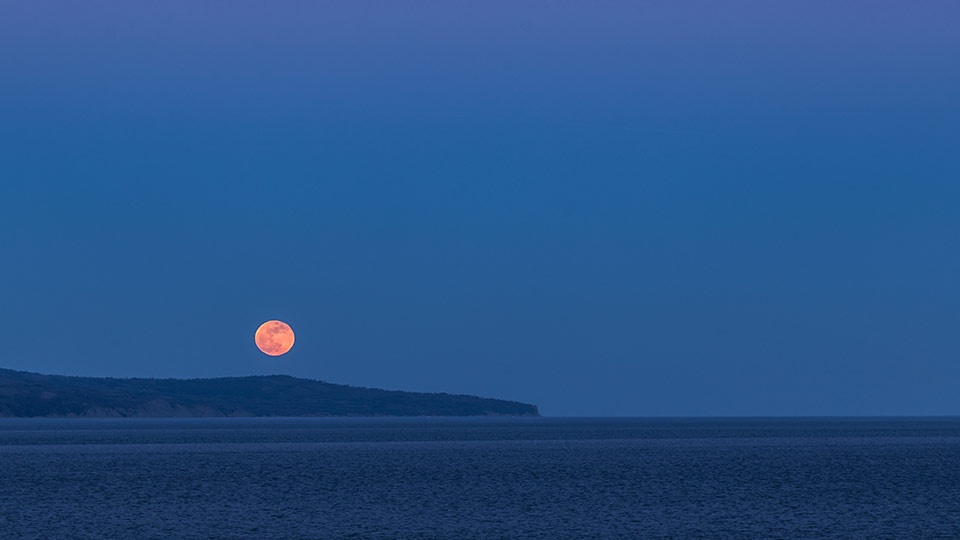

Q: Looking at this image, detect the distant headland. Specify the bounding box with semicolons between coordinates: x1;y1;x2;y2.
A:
0;369;539;418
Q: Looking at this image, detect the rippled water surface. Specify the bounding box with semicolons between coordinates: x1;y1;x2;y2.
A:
2;417;959;538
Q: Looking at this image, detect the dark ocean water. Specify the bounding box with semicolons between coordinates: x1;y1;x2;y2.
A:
1;417;959;539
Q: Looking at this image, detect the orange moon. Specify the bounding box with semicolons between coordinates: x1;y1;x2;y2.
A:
255;320;295;356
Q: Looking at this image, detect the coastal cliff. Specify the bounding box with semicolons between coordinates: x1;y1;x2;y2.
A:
0;369;539;418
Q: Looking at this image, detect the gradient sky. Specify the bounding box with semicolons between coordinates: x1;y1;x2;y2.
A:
1;2;958;416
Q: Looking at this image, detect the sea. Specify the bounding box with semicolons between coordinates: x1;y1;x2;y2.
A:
1;417;958;539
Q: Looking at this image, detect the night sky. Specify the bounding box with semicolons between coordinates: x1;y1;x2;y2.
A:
2;2;958;416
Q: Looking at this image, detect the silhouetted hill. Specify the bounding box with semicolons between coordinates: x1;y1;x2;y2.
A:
0;369;539;417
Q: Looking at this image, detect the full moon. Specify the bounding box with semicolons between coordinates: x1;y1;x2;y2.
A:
255;320;295;356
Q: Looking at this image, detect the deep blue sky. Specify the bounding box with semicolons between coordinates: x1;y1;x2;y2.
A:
2;2;958;416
